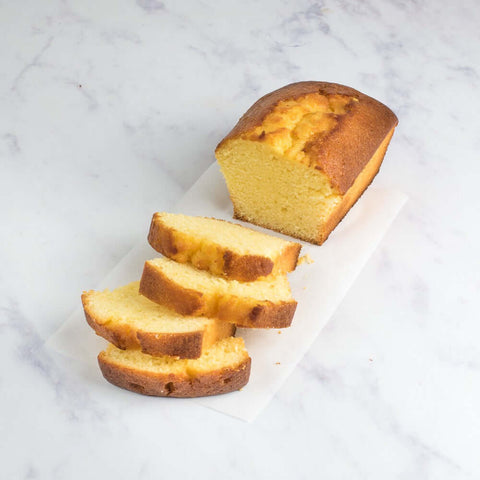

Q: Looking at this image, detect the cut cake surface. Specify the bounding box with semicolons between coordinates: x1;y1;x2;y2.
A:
98;336;251;397
139;257;297;328
82;281;235;359
148;212;301;281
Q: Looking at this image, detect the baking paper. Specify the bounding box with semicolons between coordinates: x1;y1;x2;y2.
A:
46;163;407;422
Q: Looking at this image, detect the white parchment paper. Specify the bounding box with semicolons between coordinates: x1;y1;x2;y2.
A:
46;163;407;422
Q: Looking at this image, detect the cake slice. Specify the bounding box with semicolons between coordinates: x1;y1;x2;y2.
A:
82;281;235;359
148;212;301;282
215;81;398;245
139;257;297;328
98;337;251;397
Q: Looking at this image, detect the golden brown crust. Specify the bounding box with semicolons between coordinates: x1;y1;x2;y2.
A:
148;213;301;281
217;298;297;328
82;292;235;359
83;303;137;349
134;331;203;358
139;261;205;316
147;215;179;257
216;81;398;194
275;242;302;274
317;127;395;244
222;251;274;282
98;352;251;397
139;261;297;328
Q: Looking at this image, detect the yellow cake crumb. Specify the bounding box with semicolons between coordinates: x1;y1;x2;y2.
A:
297;254;314;266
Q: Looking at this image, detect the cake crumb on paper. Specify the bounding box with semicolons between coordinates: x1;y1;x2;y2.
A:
297;254;314;266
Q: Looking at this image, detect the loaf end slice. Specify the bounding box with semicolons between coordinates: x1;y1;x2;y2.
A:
148;212;301;281
98;337;251;397
82;282;235;359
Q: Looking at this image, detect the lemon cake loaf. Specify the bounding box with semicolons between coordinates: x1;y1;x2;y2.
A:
215;81;398;245
82;281;235;359
148;212;301;281
98;337;251;397
139;257;297;328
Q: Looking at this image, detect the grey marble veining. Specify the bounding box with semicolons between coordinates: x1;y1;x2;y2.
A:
1;0;479;478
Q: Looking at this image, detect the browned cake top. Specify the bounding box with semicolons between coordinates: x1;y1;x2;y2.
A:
216;81;398;194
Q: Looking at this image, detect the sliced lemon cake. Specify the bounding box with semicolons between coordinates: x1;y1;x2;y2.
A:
139;257;297;328
98;336;251;397
82;281;235;359
148;212;301;281
215;81;398;245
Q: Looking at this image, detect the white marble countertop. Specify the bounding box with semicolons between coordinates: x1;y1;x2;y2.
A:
2;1;479;478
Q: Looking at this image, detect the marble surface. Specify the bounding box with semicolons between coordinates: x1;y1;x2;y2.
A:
1;0;479;478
